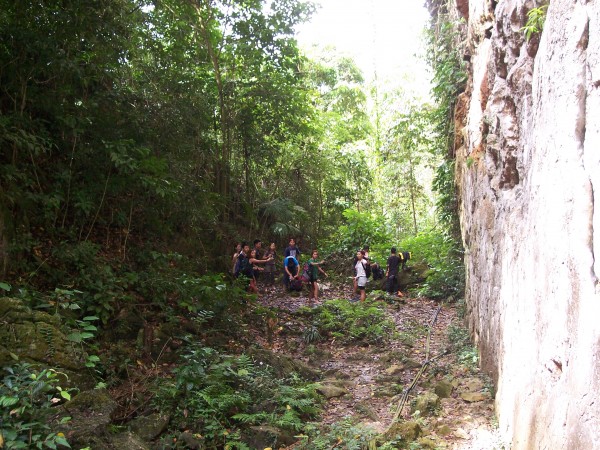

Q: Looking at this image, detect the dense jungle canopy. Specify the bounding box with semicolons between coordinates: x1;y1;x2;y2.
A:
0;0;472;449
0;0;464;275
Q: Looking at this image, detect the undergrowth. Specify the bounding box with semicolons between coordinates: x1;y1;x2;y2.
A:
304;298;396;345
151;346;321;448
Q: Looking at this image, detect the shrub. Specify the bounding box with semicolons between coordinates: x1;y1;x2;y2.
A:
152;347;321;448
0;363;72;449
400;230;464;299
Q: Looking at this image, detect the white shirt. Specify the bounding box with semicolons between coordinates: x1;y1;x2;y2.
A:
355;260;367;278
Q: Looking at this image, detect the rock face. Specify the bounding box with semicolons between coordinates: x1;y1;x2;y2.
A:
453;0;600;448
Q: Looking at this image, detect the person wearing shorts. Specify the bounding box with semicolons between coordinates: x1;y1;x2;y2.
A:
354;250;368;302
307;249;327;305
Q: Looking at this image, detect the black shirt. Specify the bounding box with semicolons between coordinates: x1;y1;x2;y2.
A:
387;255;401;276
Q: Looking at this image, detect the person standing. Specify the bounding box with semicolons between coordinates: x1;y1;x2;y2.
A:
263;242;277;286
284;238;301;259
386;247;402;295
231;242;242;276
248;249;272;294
354;250;368;302
253;239;263;260
307;249;327;305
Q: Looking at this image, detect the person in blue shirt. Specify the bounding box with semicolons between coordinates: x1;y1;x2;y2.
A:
283;254;299;291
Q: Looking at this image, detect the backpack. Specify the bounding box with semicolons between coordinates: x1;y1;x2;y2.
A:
301;262;313;282
372;265;384;280
290;278;304;291
236;254;252;278
353;257;371;278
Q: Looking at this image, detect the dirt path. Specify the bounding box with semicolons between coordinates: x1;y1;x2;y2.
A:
254;280;504;449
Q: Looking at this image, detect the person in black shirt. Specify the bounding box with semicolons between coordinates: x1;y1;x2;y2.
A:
386;247;401;295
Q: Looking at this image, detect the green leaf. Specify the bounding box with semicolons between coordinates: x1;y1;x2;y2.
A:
0;282;10;291
66;333;82;343
55;436;71;448
60;391;71;401
82;316;99;321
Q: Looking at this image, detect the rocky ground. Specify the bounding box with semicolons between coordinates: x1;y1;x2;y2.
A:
253;279;505;449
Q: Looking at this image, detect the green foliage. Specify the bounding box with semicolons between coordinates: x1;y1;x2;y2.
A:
324;209;390;254
400;230;464;299
425;12;467;242
0;363;72;449
521;4;548;41
447;321;479;370
296;418;378;449
152;347;320;448
309;299;395;344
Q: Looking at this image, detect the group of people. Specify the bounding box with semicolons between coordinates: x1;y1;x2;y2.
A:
352;245;407;301
233;238;407;304
232;238;328;303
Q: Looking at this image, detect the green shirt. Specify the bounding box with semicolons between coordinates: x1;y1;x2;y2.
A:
308;258;319;280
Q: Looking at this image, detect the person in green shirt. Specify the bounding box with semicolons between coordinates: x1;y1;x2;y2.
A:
307;249;327;305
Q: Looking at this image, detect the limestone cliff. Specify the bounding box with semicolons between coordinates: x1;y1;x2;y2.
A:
453;0;600;447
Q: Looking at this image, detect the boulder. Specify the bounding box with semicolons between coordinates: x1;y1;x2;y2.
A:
129;413;170;441
316;381;347;399
411;392;440;416
383;420;422;442
58;389;118;447
434;380;454;398
0;297;84;371
242;425;296;449
248;347;320;380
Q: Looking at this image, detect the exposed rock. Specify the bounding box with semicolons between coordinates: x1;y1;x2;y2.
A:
354;401;379;420
402;358;422;369
59;389;118;447
316;382;348;399
451;0;600;446
384;363;405;376
417;437;438;449
107;431;150;450
0;297;84;370
411;392;440;416
460;391;491;402
248;347;319;380
128;413;170;441
177;431;205;449
434;380;454;399
463;377;484;392
383;420;422;442
454;428;470;440
242;425;295;449
437;424;452;436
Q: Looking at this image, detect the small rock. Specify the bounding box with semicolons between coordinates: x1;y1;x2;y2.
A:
384;420;422;441
412;392;440;416
107;431;150;450
454;428;470;439
464;378;484;392
129;413;170;441
460;392;489;402
403;358;422;369
316;383;347;399
178;431;205;449
434;380;453;398
437;424;452;436
385;364;405;376
417;437;438;449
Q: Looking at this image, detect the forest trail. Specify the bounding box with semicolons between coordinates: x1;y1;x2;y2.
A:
254;281;503;449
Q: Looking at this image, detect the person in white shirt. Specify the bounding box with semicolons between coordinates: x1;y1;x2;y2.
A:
354;250;368;302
